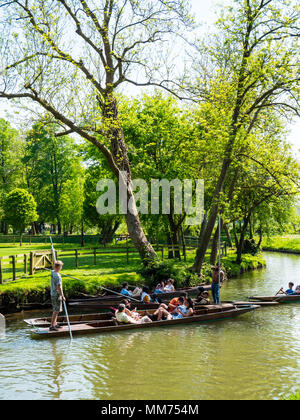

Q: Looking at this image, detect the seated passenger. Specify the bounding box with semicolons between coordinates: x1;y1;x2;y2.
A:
195;287;210;305
154;283;165;294
164;279;175;293
168;292;188;313
121;299;140;321
115;304;152;324
295;285;300;295
285;282;296;295
141;286;152;303
172;297;194;319
121;282;141;297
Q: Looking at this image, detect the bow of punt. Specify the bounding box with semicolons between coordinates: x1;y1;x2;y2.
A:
250;294;300;303
29;304;259;339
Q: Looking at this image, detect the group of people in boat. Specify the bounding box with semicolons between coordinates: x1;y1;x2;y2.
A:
112;286;213;325
120;279;176;301
114;292;197;325
278;282;300;296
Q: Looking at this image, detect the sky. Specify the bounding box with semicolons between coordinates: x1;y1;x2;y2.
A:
0;0;299;160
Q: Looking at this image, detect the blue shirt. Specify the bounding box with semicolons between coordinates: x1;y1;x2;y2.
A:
154;289;164;294
121;289;132;296
286;289;296;295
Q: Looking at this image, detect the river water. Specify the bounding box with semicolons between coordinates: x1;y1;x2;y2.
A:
0;252;299;400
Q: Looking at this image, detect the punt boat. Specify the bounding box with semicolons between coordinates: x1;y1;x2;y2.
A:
249;294;300;303
68;285;210;305
29;304;259;339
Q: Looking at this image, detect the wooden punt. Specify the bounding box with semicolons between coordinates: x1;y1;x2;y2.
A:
25;301;263;328
67;285;210;305
249;294;300;303
232;301;280;307
30;304;259;339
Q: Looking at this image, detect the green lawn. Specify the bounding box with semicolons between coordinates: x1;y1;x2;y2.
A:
262;235;300;253
0;241;266;302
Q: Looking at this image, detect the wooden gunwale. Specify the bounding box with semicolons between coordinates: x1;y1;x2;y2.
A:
30;305;258;339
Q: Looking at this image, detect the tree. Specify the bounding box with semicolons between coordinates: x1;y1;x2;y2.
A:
83;164;121;243
121;93;202;259
0;0;192;263
23;122;84;234
187;0;300;272
0;119;25;234
3;188;38;245
59;178;85;234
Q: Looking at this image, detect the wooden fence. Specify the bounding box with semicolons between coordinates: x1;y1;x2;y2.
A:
0;241;227;284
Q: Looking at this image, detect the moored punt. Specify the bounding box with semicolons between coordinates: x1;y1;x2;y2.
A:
233;301;280;307
67;285;210;305
249;294;300;303
30;304;259;339
25;302;237;327
68;300;161;311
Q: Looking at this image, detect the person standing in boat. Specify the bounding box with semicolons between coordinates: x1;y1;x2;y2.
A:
50;261;65;332
211;263;224;305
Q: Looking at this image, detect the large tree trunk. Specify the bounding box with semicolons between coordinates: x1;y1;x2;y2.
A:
210;219;223;266
236;216;250;264
168;214;181;260
167;232;174;259
224;223;233;248
101;94;157;263
81;222;85;247
193;157;231;273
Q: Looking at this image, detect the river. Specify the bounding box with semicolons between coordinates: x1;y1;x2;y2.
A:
0;252;299;400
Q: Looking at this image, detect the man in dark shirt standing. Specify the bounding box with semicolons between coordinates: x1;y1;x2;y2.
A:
211;263;224;304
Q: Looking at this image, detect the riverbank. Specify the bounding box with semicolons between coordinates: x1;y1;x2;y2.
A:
262;235;300;254
0;243;266;313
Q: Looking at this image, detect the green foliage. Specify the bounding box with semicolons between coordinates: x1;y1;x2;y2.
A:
83;164;121;241
0;119;25;227
138;259;200;289
223;253;266;277
24;122;84;229
3;188;38;232
262;235;300;253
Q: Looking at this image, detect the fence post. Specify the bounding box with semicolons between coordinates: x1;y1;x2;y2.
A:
30;235;32;245
11;255;16;281
75;249;78;268
0;258;2;284
24;254;27;274
126;239;129;264
29;252;34;275
161;246;164;261
94;248;97;265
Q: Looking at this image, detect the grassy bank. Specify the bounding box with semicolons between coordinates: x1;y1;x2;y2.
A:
0;242;266;312
262;235;300;254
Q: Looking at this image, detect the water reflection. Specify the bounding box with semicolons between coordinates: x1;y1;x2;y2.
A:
0;253;300;400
